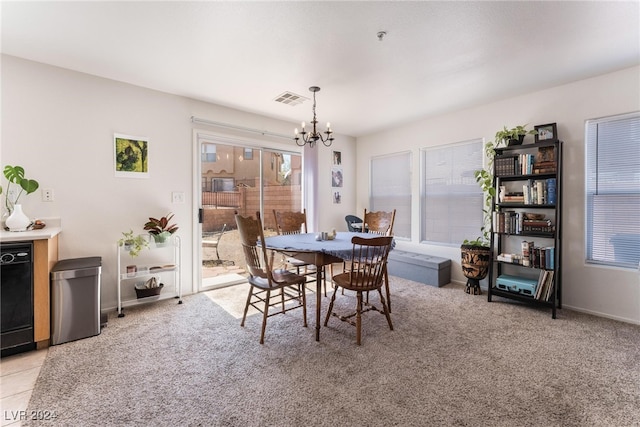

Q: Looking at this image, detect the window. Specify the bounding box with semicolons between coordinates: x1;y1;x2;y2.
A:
370;152;411;238
201;143;216;162
421;139;483;246
585;112;640;268
244;148;253;160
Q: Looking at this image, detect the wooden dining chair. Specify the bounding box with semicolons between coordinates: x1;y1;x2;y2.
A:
363;209;396;312
324;235;394;345
235;211;307;344
363;209;396;236
273;209;328;296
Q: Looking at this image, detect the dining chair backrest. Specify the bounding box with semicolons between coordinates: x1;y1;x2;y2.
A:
235;211;272;282
345;215;363;232
273;209;308;235
363;209;396;236
345;236;393;291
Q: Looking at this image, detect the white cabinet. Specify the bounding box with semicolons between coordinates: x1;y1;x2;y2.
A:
116;235;182;317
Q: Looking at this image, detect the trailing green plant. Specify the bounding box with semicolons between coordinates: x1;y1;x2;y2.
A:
118;230;149;257
1;165;40;213
463;125;537;247
143;212;179;235
462;141;496;247
494;124;537;146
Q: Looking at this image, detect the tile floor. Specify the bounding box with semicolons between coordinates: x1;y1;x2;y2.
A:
0;349;47;427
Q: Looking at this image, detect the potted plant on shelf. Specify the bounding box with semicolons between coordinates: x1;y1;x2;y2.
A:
144;212;179;247
1;165;40;231
118;230;149;257
494;124;537;147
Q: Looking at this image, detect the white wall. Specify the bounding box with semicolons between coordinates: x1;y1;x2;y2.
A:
356;66;640;324
1;55;356;310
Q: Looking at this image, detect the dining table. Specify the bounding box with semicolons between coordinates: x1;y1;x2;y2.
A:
264;231;392;341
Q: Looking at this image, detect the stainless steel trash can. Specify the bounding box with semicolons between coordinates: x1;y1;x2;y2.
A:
50;257;102;345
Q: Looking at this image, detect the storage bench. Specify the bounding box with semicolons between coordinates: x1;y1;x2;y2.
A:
387;250;451;287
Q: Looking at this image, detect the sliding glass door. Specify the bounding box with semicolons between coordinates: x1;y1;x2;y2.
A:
196;133;302;291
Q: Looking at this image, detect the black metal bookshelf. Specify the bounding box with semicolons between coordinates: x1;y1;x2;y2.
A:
488;140;563;318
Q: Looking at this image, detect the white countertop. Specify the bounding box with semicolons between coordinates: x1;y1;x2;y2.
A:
1;217;62;242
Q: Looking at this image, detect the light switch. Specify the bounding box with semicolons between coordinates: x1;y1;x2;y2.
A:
172;192;185;204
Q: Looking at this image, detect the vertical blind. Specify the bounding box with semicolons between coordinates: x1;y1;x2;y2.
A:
585;111;640;268
370;152;411;238
421;139;483;245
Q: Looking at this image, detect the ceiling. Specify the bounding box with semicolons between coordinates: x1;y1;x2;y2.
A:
2;1;639;137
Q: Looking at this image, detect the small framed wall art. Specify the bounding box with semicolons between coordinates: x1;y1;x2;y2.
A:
114;133;149;178
534;123;558;143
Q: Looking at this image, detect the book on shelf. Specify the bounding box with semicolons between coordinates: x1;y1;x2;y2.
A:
534;270;548;299
543;271;555;301
535;146;556;163
521;179;554;205
503;192;525;203
546;178;557;205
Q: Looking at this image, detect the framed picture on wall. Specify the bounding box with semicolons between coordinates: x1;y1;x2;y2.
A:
331;167;343;187
114;133;149;178
333;151;342;165
333;190;342;204
534;123;558;143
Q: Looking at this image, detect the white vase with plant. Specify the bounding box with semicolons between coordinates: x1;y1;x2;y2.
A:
1;165;40;231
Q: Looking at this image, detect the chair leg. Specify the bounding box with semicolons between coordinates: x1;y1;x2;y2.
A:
240;285;253;327
384;268;391;313
301;284;308;327
260;289;271;344
378;289;394;331
356;291;363;345
324;286;338;326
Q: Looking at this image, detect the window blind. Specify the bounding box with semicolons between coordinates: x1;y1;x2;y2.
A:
370;152;411;238
585;112;640;268
421;139;483;245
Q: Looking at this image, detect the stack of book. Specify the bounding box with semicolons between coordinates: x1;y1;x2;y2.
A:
502;192;525;203
520;241;555;269
533;161;557;174
522;178;556;205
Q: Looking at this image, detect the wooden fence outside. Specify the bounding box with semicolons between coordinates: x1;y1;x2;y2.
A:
202;185;302;232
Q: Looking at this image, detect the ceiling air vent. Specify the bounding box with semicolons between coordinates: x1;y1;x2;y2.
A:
273;91;308;106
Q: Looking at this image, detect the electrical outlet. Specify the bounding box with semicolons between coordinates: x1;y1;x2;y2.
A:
42;189;54;202
7;189;17;202
171;192;185;204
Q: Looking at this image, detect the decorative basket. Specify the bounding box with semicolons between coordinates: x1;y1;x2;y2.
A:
135;281;164;299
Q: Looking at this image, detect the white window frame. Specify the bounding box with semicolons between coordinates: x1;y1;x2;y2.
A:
370;151;411;239
585;111;640;269
420;139;483;246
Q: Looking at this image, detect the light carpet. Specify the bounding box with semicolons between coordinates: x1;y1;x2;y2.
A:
26;278;640;426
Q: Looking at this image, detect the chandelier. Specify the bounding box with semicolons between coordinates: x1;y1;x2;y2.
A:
294;86;334;147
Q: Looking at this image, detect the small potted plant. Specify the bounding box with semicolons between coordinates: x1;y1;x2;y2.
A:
144;213;179;247
494;125;537;146
1;165;40;231
118;230;149;257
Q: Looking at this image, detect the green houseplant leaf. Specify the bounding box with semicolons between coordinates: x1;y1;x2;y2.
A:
2;165;40;211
